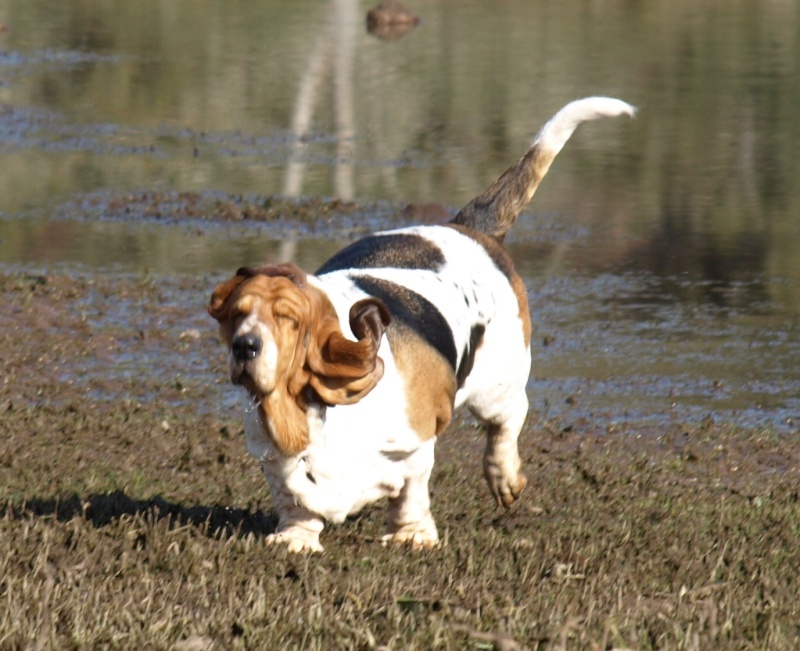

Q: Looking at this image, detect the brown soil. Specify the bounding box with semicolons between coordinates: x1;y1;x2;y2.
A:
1;269;799;649
54;191;413;239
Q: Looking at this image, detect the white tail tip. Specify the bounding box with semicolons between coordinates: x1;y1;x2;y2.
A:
535;96;636;154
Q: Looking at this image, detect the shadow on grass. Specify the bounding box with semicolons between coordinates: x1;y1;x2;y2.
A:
4;490;279;539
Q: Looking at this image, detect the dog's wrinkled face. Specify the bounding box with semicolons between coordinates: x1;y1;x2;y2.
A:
208;263;391;456
212;272;307;399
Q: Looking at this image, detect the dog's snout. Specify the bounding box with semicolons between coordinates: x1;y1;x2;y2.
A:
232;333;262;361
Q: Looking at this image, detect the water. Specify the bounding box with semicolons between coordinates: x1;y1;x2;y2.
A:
0;0;798;431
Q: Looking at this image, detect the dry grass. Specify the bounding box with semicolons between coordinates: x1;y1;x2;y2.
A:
1;271;799;649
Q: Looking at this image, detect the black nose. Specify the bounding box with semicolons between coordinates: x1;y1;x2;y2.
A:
232;333;262;361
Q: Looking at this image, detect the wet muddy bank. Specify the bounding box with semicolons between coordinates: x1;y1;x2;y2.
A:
2;223;797;434
2;263;797;441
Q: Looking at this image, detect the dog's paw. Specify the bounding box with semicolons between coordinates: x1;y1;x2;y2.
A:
380;529;439;550
381;519;439;549
486;468;528;508
266;530;324;553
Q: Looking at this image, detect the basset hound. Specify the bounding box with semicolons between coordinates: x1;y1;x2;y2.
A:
209;97;635;552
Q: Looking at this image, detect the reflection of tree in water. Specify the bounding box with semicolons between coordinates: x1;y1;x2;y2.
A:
283;0;358;204
281;0;359;262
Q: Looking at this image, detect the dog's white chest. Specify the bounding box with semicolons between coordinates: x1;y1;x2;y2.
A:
241;380;430;524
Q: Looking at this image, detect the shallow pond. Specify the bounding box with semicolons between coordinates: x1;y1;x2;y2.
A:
0;0;798;431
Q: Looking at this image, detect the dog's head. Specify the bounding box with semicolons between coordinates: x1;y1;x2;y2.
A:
208;263;391;456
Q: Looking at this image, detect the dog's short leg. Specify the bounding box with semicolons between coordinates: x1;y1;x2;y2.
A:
382;481;439;549
482;389;528;508
381;442;439;549
263;465;325;553
266;512;325;553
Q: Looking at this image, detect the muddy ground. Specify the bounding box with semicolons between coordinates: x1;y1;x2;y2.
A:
1;238;799;650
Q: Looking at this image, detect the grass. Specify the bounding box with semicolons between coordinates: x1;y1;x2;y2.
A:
1;402;799;650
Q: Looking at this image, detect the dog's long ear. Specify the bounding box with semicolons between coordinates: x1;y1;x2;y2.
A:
264;293;390;455
260;389;312;458
306;298;392;405
208;274;249;322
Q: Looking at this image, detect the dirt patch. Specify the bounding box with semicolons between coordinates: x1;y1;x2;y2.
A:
82;191;361;225
52;190;423;240
1;270;799;649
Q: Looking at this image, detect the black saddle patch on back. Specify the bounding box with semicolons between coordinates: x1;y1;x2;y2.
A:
351;275;457;371
316;233;445;275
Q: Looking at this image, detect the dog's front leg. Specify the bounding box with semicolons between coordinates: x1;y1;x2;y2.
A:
267;510;325;554
262;463;325;553
381;439;439;549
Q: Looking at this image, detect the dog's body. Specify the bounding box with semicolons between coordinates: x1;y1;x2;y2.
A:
209;97;635;552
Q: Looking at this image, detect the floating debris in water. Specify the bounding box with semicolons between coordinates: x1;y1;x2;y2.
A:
366;1;421;41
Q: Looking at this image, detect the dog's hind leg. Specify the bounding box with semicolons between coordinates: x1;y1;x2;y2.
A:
474;388;529;508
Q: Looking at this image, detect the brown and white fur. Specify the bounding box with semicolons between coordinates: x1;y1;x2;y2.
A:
209;97;635;552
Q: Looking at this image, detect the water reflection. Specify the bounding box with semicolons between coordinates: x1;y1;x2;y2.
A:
0;1;796;277
0;0;797;431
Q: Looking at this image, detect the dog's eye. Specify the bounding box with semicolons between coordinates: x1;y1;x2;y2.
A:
233;296;254;316
272;300;299;322
274;314;300;331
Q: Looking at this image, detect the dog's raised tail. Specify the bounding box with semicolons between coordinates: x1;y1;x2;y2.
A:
450;96;636;241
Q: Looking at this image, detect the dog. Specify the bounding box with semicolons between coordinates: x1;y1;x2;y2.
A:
209;97;635;552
